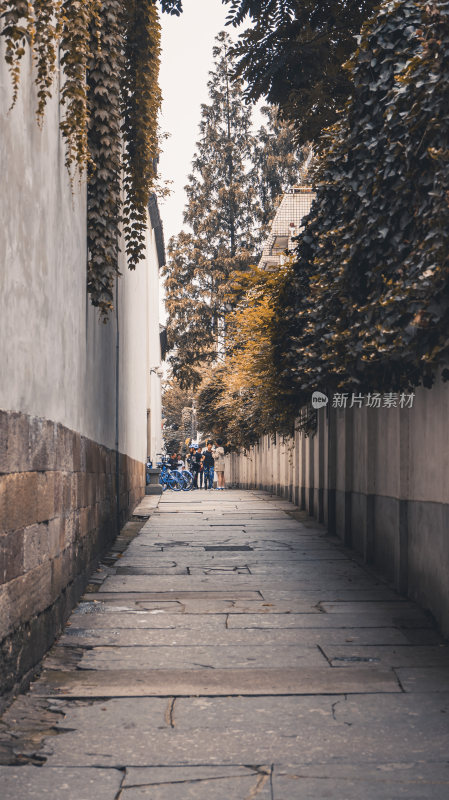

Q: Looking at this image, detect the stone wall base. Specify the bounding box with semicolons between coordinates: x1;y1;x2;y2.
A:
0;410;145;703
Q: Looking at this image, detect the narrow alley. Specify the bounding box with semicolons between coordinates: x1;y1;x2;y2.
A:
1;490;449;799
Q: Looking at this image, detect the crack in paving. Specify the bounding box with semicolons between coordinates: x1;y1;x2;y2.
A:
164;698;176;728
244;766;272;799
393;667;406;693
331;700;340;721
114;766;127;800
316;644;333;667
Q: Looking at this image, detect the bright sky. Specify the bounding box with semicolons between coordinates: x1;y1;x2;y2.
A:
158;0;262;245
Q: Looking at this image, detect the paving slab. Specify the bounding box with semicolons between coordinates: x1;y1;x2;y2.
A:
322;644;449;668
34;666;400;697
73;643;326;670
396;667;449;692
227;612;432;629
272;770;449;800
16;694;449;767
121;765;272;799
82;591;262;601
59;625;413;647
66;612;228;629
0;766;122;800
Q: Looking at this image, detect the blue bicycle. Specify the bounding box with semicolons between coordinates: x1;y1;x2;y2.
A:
157;455;194;491
157;460;183;491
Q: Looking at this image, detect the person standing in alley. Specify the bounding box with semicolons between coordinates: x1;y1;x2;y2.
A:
202;442;215;490
214;441;226;489
187;446;198;488
195;445;204;489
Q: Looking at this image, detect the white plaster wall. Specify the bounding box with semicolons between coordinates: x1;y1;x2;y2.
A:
0;50;160;464
146;228;163;462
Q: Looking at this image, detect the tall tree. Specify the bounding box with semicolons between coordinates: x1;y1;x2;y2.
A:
163;31;260;388
163;33;305;388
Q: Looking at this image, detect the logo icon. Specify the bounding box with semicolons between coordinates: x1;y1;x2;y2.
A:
311;391;329;409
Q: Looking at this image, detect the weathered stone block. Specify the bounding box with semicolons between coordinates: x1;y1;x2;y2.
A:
79;507;89;538
88;504;98;534
23;523;48;572
86;440;99;474
60;472;71;514
36;472;56;522
51;548;73;598
48;517;63;559
0;411;8;474
0;529;24;584
99;447;108;474
79;436;87;472
87;473;97;507
6;560;53;636
0;584;11;640
1;472;38;533
76;472;87;508
62;510;79;547
97;472;107;502
5;412;30;473
29;417;57;472
72;432;81;472
55;471;66;517
55;424;75;472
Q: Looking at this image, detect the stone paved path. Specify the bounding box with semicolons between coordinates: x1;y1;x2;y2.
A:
1;489;449;798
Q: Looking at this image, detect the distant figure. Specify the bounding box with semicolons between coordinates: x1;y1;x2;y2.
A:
202;442;215;490
195;446;204;488
214;441;226;489
187;446;198;488
168;452;179;471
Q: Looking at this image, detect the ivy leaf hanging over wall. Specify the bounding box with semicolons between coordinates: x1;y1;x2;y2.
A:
87;0;124;313
0;0;33;107
277;0;449;395
121;0;161;273
0;0;168;318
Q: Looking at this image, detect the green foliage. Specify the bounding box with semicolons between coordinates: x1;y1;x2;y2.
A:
1;0;169;318
0;0;32;107
280;0;449;395
33;0;62;121
86;0;123;312
196;262;298;448
60;0;95;177
121;0;161;273
223;0;378;143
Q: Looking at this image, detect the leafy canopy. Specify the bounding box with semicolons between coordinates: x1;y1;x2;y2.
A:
277;0;449;396
196;261;299;448
222;0;378;143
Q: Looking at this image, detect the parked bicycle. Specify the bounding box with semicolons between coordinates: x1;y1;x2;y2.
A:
156;456;193;491
178;464;194;491
157;459;183;491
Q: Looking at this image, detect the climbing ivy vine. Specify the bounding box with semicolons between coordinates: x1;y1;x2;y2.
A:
0;0;179;316
276;0;449;396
